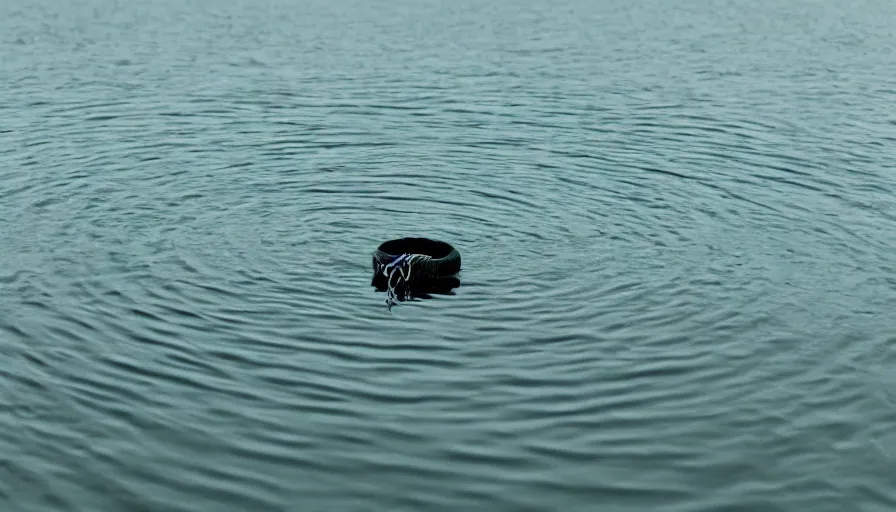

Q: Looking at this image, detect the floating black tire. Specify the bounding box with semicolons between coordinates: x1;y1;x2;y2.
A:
371;237;462;296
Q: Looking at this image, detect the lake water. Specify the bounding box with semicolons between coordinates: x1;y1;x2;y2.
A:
2;0;896;510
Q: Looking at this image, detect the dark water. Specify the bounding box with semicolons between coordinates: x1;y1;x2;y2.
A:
3;0;896;510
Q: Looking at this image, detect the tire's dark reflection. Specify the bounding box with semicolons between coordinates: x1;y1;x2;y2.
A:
372;275;461;301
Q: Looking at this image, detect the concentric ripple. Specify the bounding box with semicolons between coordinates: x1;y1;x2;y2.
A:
2;0;896;510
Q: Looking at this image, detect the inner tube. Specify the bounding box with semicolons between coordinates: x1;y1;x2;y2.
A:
371;237;461;306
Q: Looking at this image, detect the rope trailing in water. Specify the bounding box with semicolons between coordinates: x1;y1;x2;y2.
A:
377;253;428;309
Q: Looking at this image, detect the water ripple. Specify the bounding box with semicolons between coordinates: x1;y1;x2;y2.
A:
2;0;896;510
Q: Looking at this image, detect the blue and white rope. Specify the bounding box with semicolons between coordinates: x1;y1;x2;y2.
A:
377;253;428;308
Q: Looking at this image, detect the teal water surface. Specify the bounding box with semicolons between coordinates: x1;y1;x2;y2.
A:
2;0;896;510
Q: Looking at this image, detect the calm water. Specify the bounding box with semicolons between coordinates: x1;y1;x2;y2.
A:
2;0;896;510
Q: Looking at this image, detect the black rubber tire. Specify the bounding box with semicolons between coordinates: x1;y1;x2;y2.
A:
371;237;462;290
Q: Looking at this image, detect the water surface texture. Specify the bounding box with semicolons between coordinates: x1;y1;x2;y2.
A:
2;0;896;510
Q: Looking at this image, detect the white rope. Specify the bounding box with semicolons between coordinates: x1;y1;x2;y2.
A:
379;253;427;309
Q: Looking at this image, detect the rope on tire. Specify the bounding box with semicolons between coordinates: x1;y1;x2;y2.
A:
376;253;430;309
